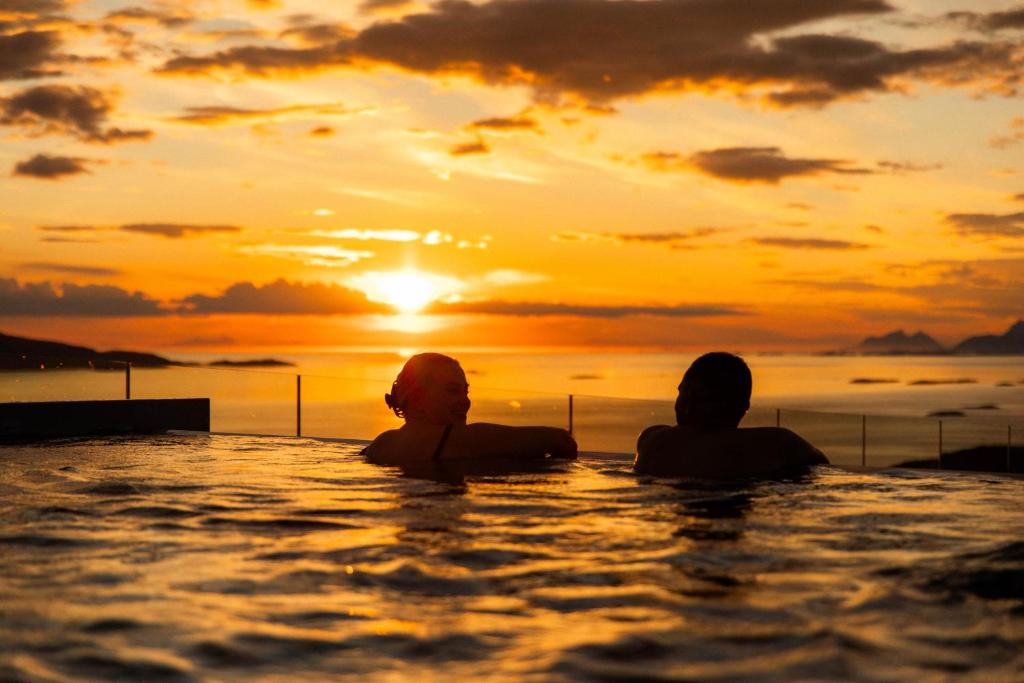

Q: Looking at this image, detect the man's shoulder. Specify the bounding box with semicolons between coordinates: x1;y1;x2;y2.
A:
633;424;826;477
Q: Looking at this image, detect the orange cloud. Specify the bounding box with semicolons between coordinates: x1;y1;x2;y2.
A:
13;153;92;179
156;0;1023;107
0;85;152;143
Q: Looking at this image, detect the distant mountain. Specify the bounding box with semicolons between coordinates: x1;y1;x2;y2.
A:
953;320;1024;355
853;330;947;354
209;359;294;367
0;331;174;370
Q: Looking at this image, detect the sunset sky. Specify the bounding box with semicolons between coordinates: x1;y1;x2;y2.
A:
2;0;1023;351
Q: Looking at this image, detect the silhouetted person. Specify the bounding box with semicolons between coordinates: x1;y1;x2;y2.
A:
634;352;827;478
364;353;577;471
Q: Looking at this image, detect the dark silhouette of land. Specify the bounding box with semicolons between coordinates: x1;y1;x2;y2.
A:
209;359;294;367
954;320;1024;354
855;330;945;354
897;446;1023;474
846;319;1024;355
0;331;173;370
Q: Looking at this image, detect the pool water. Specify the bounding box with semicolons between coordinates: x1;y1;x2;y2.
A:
1;434;1022;681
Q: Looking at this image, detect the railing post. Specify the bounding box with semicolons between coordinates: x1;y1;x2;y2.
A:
776;408;780;428
125;362;131;400
861;414;866;467
1009;425;1013;473
296;374;302;438
568;394;574;436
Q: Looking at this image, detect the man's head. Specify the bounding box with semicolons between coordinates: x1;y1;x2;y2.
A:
675;352;751;431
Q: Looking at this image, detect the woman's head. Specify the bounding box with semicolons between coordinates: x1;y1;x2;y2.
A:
385;353;470;425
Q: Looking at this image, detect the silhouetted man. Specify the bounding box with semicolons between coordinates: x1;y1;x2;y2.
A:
634;352;828;478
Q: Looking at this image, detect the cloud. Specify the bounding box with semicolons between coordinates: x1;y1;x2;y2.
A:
39;237;103;243
982;8;1024;31
0;279;166;316
158;42;350;77
0;0;66;13
750;237;873;250
946;211;1024;238
239;244;375;267
309;125;334;136
479;269;549;286
359;0;415;14
949;9;1024;32
0;85;153;143
554;228;721;248
179;278;390;314
307;228;420;242
120;223;242;238
104;7;195;28
990;117;1024;149
36;222;243;238
169;101;368;125
426;299;743;318
0;30;62;80
347;0;901;104
768;278;886;293
468;115;540;132
157;0;1024;107
279;23;354;46
651;147;873;183
1013;193;1024;202
21;262;121;276
776;258;1024;317
875;160;942;173
12;153;91;179
450;139;489;156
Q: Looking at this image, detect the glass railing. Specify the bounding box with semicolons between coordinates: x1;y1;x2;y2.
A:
2;354;1021;472
130;365;297;436
0;351;128;403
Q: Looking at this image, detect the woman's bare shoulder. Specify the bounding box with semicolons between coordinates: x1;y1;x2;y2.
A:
363;427;406;460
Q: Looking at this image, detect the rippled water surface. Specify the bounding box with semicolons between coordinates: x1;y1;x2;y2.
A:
2;435;1023;682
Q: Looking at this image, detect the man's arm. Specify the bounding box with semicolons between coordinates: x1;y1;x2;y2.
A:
778;429;829;466
634;425;674;473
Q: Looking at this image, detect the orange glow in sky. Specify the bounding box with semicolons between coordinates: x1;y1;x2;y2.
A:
1;0;1023;352
349;270;463;314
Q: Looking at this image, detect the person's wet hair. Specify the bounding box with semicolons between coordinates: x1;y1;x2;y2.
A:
676;352;752;430
385;352;461;418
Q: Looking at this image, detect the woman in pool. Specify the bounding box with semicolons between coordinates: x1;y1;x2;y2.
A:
364;353;577;468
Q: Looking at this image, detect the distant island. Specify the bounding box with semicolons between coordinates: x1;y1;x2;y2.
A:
847;319;1024;355
854;330;945;354
954;320;1024;354
209;359;294;368
0;331;174;370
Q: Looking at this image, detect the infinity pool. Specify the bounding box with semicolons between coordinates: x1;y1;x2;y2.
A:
1;434;1022;681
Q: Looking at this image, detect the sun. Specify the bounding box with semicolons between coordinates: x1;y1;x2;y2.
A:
349;269;463;314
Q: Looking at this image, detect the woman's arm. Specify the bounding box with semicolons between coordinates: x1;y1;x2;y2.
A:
445;423;578;460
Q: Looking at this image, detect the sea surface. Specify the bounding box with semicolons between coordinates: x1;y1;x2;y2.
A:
3;352;1023;463
1;435;1022;682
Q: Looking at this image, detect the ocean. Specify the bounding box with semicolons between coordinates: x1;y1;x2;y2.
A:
4;351;1022;466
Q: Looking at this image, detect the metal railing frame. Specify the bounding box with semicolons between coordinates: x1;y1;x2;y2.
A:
3;352;1020;470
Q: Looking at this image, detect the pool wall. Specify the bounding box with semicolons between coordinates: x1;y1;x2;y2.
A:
0;398;210;441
